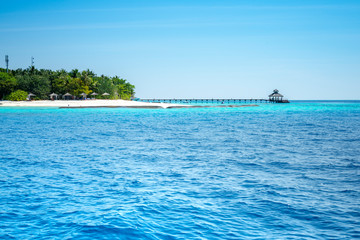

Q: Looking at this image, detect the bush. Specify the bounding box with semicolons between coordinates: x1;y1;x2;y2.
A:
7;90;28;101
0;72;17;99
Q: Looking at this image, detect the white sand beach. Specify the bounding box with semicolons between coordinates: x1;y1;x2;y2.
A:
0;100;188;109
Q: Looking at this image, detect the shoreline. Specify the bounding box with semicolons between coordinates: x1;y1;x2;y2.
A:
0;100;259;109
0;100;184;109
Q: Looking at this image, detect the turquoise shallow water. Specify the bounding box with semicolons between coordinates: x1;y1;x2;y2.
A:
0;101;359;239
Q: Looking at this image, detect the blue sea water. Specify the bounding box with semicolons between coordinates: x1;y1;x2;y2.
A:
0;101;359;239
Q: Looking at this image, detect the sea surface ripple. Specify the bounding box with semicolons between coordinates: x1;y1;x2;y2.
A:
0;101;359;239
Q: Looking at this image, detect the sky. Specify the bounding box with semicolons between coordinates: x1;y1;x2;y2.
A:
1;0;359;99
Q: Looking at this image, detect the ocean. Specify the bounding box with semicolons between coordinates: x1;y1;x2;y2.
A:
0;101;359;239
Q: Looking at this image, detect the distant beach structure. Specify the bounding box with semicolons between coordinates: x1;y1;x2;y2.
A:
269;89;289;103
26;93;35;101
63;93;73;100
49;93;59;100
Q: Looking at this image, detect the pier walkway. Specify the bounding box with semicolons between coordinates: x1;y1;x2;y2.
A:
136;98;272;104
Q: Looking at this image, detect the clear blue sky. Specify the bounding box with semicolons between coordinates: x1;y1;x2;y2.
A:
1;0;359;99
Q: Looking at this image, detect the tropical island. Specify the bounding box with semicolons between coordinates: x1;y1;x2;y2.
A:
0;67;195;108
0;67;262;108
0;67;135;101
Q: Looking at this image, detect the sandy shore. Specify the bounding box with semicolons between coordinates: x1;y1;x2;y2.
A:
0;100;260;109
0;100;188;109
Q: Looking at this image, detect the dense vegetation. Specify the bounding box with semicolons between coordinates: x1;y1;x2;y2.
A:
0;67;135;100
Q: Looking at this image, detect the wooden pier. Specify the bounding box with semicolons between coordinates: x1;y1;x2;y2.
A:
136;98;272;104
136;90;289;104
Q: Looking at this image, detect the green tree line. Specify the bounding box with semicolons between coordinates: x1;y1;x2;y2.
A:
0;67;135;101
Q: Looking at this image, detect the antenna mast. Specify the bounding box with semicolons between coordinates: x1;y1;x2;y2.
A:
5;55;9;73
31;56;34;67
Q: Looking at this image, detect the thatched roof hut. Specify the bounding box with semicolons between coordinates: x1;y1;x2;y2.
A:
269;89;285;102
27;93;35;101
49;93;58;100
63;92;72;100
102;93;110;99
269;89;284;98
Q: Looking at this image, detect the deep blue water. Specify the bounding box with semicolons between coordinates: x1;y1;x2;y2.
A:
0;101;359;239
